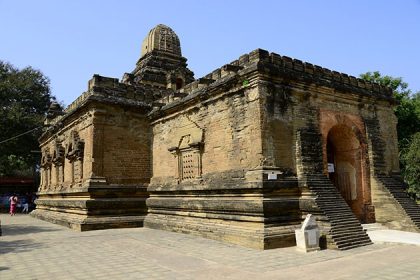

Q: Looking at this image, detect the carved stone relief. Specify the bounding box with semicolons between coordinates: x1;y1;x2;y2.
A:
52;140;65;189
65;131;85;185
40;149;52;190
168;116;204;183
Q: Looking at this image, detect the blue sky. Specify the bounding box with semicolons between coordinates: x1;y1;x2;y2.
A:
1;0;419;105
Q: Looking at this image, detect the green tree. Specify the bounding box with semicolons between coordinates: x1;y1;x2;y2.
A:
0;61;55;176
401;132;420;197
360;71;420;145
360;71;420;197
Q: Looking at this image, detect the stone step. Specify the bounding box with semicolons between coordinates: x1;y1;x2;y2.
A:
318;204;353;210
336;241;372;250
319;207;353;212
392;194;413;199
397;202;419;206
316;200;348;204
331;226;368;233
320;206;356;212
390;193;411;197
334;235;371;243
333;236;371;244
330;224;363;231
405;216;420;220
316;197;348;201
400;209;420;213
400;212;419;216
377;176;420;230
321;208;354;213
317;200;349;204
403;208;420;211
397;203;419;207
317;203;346;208
330;220;362;227
335;234;371;242
335;241;372;250
324;210;356;215
338;244;370;250
328;219;360;225
326;214;359;220
331;228;368;238
398;201;420;205
305;177;373;250
331;228;366;235
324;211;355;216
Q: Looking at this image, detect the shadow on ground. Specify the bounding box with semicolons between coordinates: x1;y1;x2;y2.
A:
0;239;44;254
1;224;61;236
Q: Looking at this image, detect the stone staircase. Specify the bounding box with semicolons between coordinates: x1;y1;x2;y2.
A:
303;174;372;250
376;176;420;229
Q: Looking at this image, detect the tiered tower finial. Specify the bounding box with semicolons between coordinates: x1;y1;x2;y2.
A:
129;24;194;90
141;24;181;58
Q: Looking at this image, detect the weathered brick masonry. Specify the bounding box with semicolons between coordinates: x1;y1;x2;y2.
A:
33;24;420;249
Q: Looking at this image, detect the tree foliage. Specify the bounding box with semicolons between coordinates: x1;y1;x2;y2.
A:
360;71;420;145
360;71;420;197
0;61;55;176
401;132;420;197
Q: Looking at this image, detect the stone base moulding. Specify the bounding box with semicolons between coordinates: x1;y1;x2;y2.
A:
31;184;148;231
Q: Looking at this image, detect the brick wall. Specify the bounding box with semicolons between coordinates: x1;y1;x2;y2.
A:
151;86;262;183
99;105;151;184
39;107;93;192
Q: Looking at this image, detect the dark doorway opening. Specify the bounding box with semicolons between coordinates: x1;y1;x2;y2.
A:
326;124;367;222
176;78;183;90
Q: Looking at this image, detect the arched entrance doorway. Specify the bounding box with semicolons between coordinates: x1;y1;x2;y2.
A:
326;124;371;222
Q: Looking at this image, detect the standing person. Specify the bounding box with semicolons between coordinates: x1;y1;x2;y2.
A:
22;193;31;214
9;194;18;216
22;200;29;214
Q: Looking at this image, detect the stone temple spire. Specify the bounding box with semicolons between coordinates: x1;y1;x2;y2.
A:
141;24;182;58
125;24;194;90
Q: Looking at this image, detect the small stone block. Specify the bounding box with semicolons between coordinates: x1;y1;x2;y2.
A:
295;214;320;252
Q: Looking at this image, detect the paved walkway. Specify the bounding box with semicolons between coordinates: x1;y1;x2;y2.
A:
1;214;420;280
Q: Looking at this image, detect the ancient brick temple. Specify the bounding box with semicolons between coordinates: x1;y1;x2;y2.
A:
32;24;420;250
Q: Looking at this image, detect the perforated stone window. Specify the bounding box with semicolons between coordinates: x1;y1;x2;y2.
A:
169;136;203;183
168;120;204;183
180;150;201;181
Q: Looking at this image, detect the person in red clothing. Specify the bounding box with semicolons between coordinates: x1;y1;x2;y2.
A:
9;194;18;216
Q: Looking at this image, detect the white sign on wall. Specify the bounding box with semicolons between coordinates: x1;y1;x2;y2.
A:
328;163;335;173
266;171;282;180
